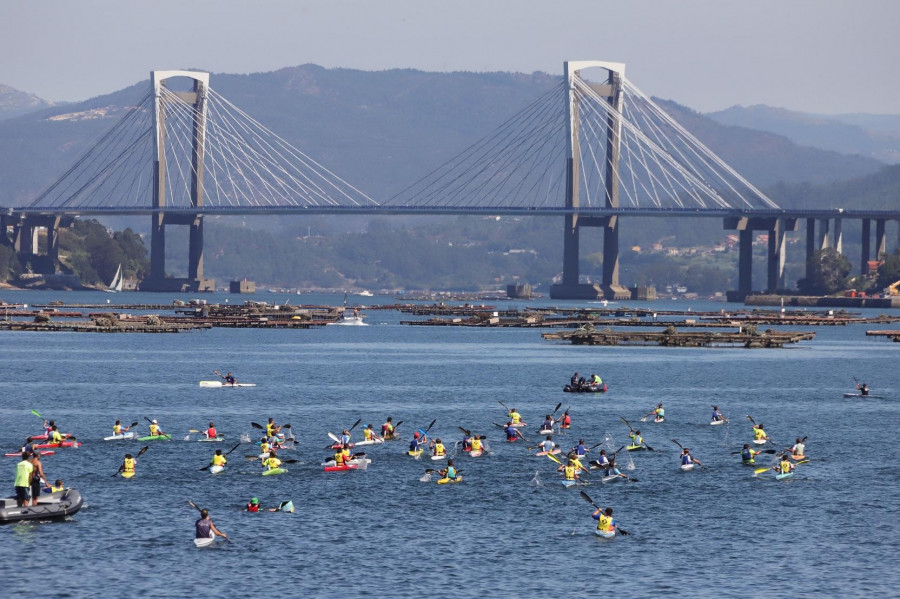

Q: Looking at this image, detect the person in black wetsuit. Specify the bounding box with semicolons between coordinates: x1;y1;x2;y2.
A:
857;383;869;396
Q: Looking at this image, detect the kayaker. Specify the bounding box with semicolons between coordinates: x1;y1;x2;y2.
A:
210;449;227;469
646;403;664;422
604;455;628;479
363;424;381;442
711;406;728;423
505;422;518;442
259;437;271;457
206;422;217;439
431;438;446;457
262;451;282;471
30;453;47;506
538;436;556;453
113;420;130;436
43;419;55;437
788;437;806;460
267;432;283;450
122;453;137;476
680;448;702;468
540;415;555;432
409;432;422;453
573;439;588;459
741;444;760;464
557;457;579;482
772;455;795;476
629;428;645;448
592;449;610;469
266;418;281;437
339;429;352;446
195;508;228;542
245;497;260;512
219;371;237;385
381;417;395;440
438;459;458;481
857;383;869;396
470;435;483;454
507;408;522;425
752;424;769;443
48;425;64;445
592;506;618;536
461;432;473;452
560;410;571;429
339;443;352;464
14;452;34;507
149;420;164;437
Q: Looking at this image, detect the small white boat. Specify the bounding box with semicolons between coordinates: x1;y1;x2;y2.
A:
710;420;725;426
209;465;225;475
328;310;368;326
194;533;215;548
357;290;373;297
679;463;695;472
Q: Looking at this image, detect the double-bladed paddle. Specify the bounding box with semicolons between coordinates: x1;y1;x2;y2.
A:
113;445;149;476
199;443;241;471
579;490;630;535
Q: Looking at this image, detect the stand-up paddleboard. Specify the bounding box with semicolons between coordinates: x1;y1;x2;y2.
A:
194;533;215;548
199;381;257;388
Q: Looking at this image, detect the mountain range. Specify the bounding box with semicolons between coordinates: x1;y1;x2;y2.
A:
0;64;897;211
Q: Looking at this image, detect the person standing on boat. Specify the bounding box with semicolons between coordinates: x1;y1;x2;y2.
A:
857;383;869;396
741;444;761;464
195;508;229;542
14;452;34;507
381;417;395;440
711;406;728;423
680;448;702;468
29;453;47;506
592;506;618;535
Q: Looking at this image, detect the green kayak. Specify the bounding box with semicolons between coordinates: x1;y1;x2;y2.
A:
137;434;172;441
262;467;286;476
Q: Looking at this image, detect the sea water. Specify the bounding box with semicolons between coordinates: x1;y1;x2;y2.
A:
0;291;898;597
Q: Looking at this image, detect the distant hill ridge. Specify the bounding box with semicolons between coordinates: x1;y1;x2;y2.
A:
0;64;891;208
0;83;56;120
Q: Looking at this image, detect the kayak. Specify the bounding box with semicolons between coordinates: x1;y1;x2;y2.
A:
625;445;647;451
408;450;423;457
535;449;561;456
197;437;224;442
843;393;885;399
121;471;135;479
561;479;582;488
601;474;624;483
353;438;384;447
199;381;257;388
324;463;358;472
194;533;215;547
5;450;54;458
775;471;793;480
594;528;615;539
209;465;225;475
680;463;695;472
430;454;447;460
104;432;136;441
262;467;287;476
537;429;554;436
510;423;527;428
322;458;370;470
653;418;664;423
505;437;520;443
0;489;84;523
137;435;171;442
563;384;607;393
32;441;81;449
710;420;725;426
752;439;768;445
468;450;483;457
28;433;73;441
437;476;462;484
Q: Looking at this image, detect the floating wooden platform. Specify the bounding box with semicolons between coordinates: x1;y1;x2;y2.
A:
542;327;816;348
0;321;211;333
866;330;900;342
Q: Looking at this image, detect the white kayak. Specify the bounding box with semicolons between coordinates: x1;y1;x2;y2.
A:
537;429;554;436
710;420;725;426
209;465;225;475
104;432;136;441
843;393;885;399
194;533;215;548
430;454;448;461
594;528;615;539
198;436;225;442
753;439;768;445
353;438;384;447
321;458;370;469
601;474;624;483
199;381;257;388
680;463;695;472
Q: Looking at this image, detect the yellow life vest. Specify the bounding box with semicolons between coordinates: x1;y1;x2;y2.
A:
779;461;791;474
264;457;281;470
113;424;122;434
149;424;159;436
212;455;227;466
260;442;270;454
334;451;344;465
434;443;445;456
564;465;576;480
471;438;482;451
509;412;521;424
754;428;765;440
598;514;613;531
364;429;373;441
124;458;135;474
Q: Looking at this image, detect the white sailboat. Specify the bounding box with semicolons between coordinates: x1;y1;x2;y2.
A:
106;264;123;293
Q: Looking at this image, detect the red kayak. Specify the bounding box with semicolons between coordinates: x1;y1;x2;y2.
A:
329;443;355;450
27;432;73;441
31;441;81;449
5;450;54;457
324;463;358;472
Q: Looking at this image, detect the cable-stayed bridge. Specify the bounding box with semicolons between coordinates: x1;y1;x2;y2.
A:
5;64;898;297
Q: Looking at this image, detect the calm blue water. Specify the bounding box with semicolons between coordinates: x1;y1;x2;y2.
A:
1;290;898;597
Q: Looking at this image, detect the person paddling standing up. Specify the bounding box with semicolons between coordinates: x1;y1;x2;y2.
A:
195;508;228;542
29;453;47;506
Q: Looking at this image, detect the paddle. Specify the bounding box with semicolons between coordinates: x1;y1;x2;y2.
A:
619;416;632;429
348;418;362;432
113;446;148;476
579;490;630;535
552;402;562;415
251;422;264;430
31;409;44;420
424;419;437;434
199;443;241;471
498;400;510;412
188;500;232;544
746;414;757;425
458;426;471;437
671;439;684;449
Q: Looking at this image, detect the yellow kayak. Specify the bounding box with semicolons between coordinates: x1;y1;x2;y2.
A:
121;471;135;479
437;476;463;484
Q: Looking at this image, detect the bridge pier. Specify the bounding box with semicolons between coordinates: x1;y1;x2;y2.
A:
726;216;795;300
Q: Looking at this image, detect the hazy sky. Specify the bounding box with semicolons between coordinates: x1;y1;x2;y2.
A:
2;1;898;114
